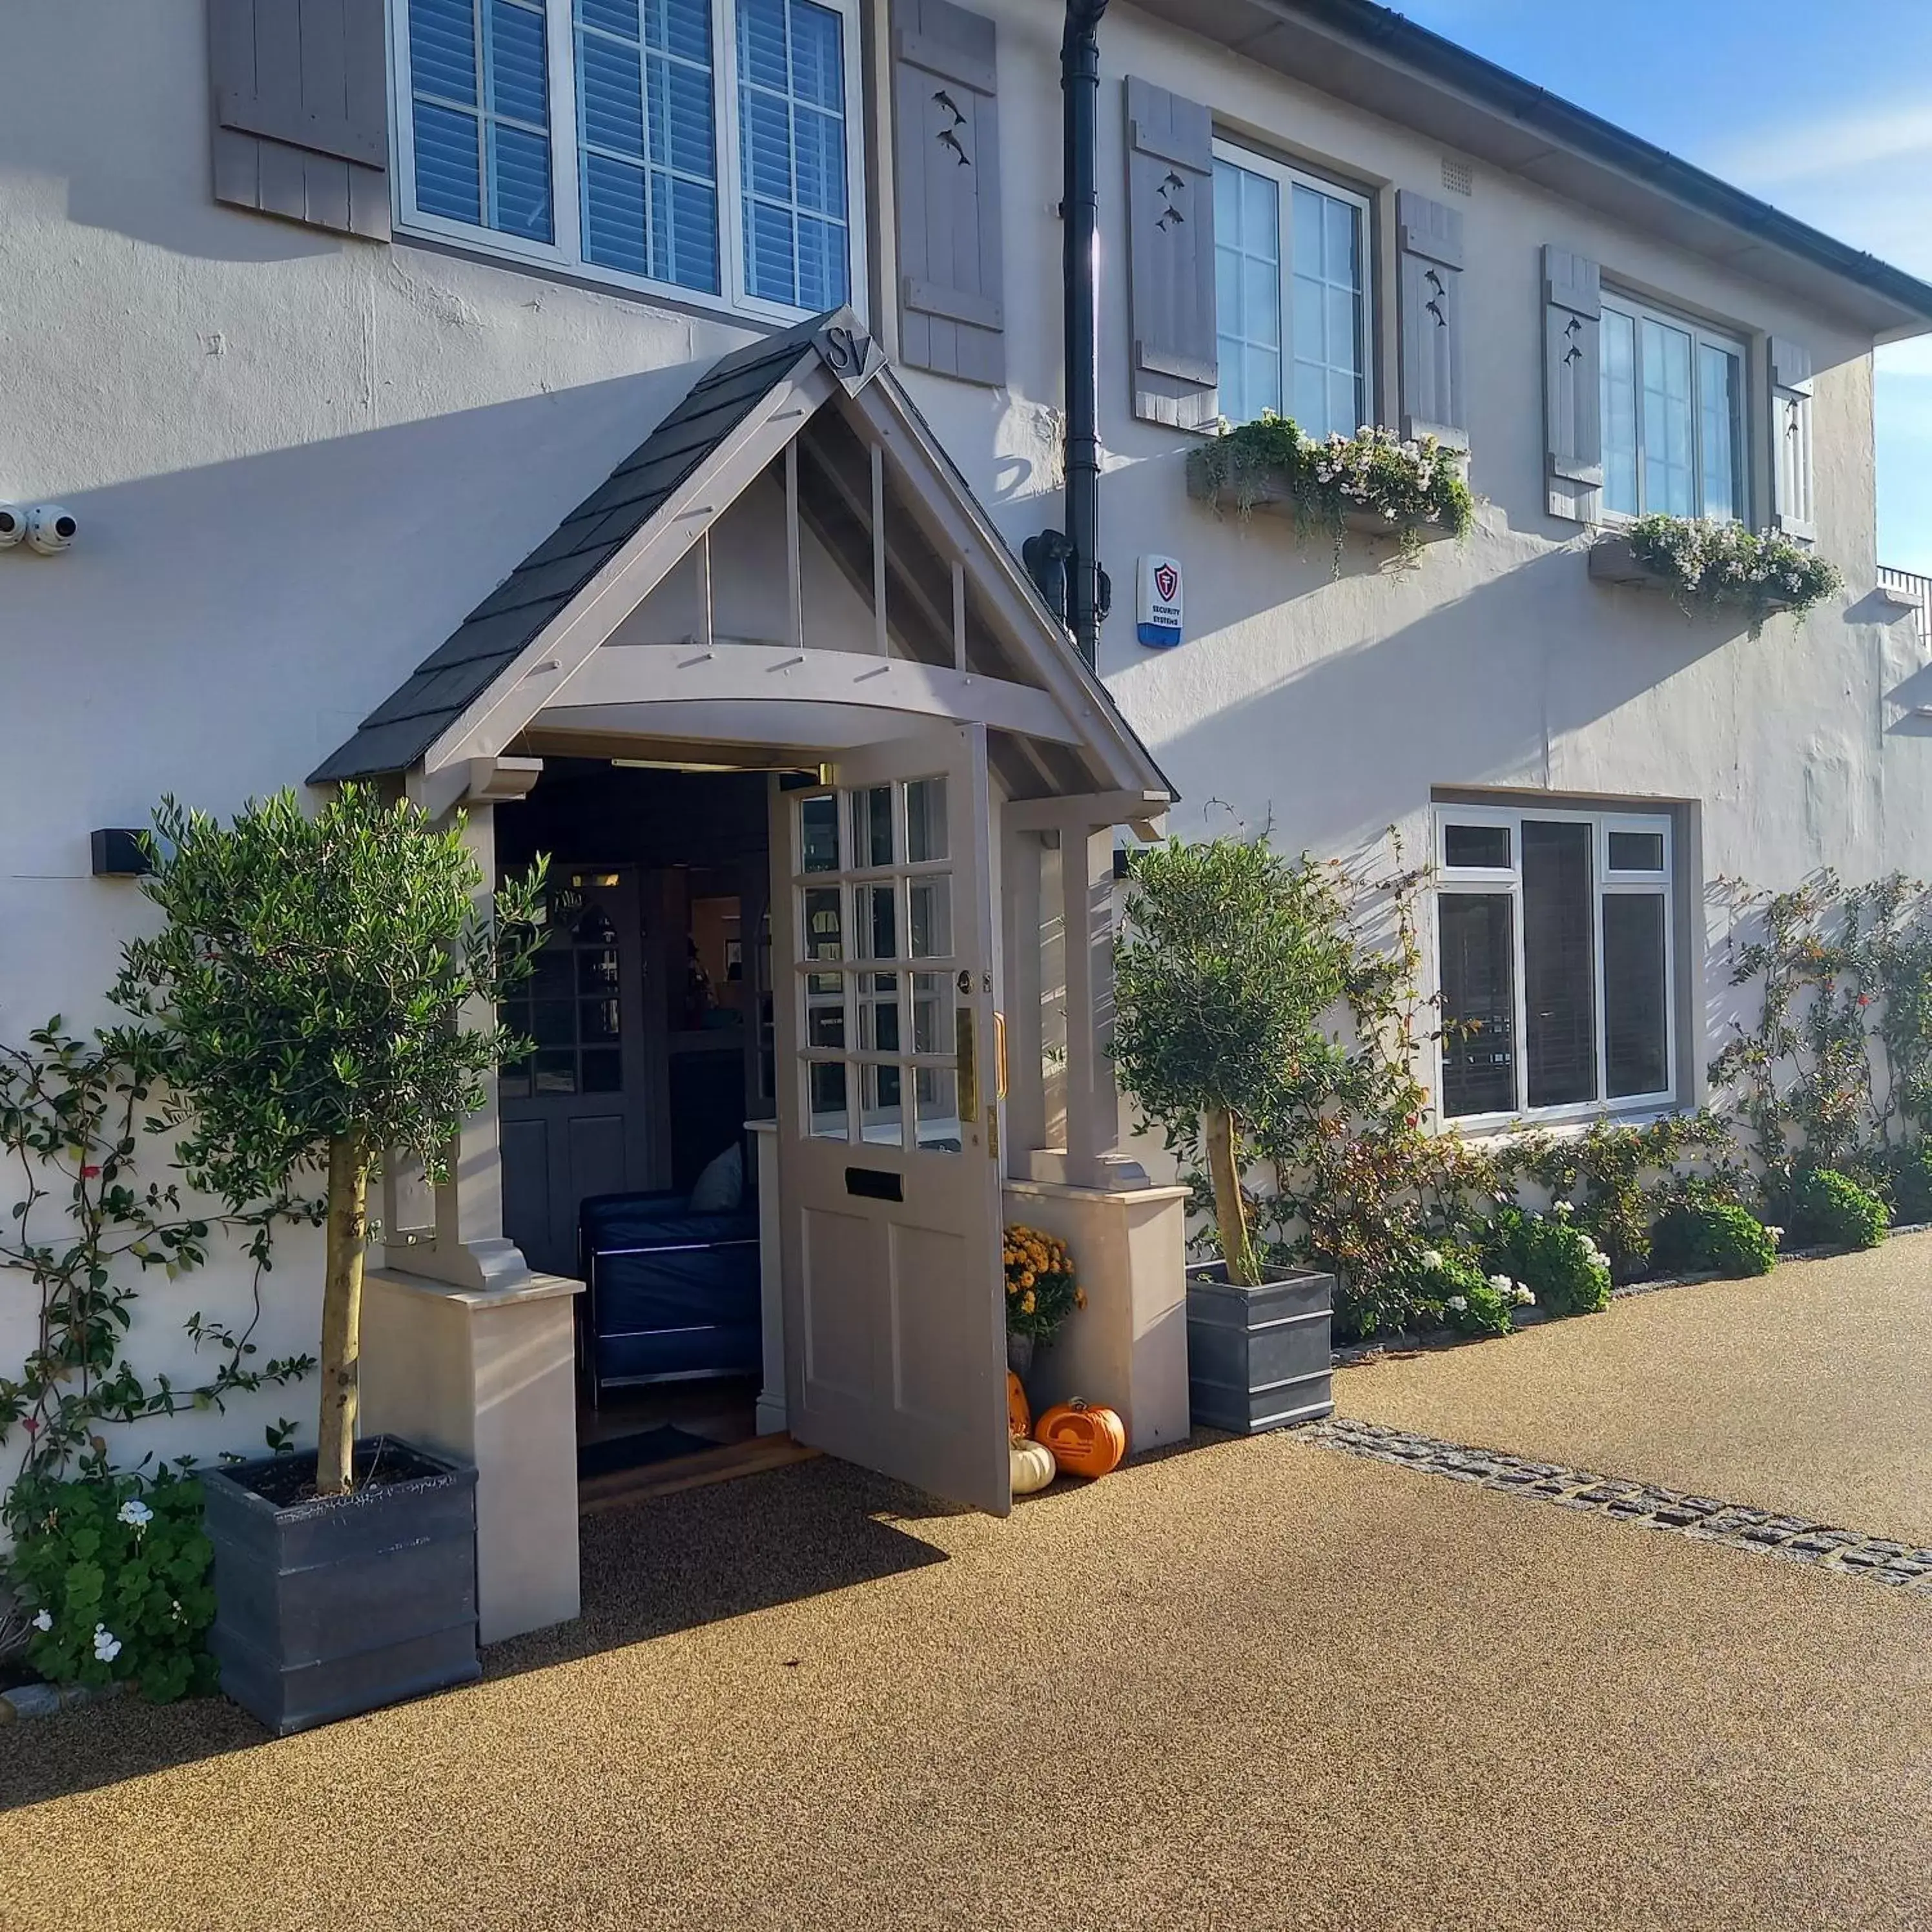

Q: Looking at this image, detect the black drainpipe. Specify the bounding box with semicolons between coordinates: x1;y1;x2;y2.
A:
1026;0;1109;668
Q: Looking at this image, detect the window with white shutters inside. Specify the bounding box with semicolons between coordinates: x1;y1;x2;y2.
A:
392;0;861;320
1211;139;1371;438
1436;805;1676;1122
1599;293;1746;522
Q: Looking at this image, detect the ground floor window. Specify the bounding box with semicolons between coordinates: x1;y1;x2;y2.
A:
1435;803;1675;1122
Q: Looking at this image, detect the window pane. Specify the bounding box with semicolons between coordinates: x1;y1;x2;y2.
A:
807;1058;848;1138
803;887;842;960
799;794;838;872
1213;159;1282;427
905;778;947;863
914;1064;961;1151
1439;893;1515;1117
1607;830;1664;873
1698;343;1743;521
1290;181;1364;439
1603;893;1669;1099
738;0;850;308
1523;820;1597;1109
852;785;893;867
855;883;896;960
909;878;951;958
910;971;951;1054
1641;317;1694;517
1444;823;1510;870
858;972;899;1053
1601;307;1638;516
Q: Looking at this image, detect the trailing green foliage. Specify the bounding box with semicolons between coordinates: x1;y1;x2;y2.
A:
1650;1202;1778;1279
1623;514;1842;639
1789;1167;1887;1252
1395;1246;1523;1338
8;1468;216;1702
1190;415;1475;568
1485;1208;1613;1317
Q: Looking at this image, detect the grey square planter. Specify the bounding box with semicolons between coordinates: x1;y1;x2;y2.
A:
1186;1264;1335;1434
202;1437;480;1736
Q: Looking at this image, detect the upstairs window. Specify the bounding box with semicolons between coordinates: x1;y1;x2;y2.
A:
1436;805;1676;1124
1599;294;1746;522
395;0;861;320
1212;141;1372;438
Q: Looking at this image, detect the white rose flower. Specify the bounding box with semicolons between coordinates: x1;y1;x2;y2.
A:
117;1497;154;1529
92;1624;122;1664
1551;1200;1573;1217
31;1608;52;1632
1446;1295;1468;1313
1487;1273;1513;1293
1514;1286;1536;1307
1420;1249;1444;1271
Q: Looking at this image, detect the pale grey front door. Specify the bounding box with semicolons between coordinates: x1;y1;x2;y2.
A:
500;867;653;1278
768;725;1010;1515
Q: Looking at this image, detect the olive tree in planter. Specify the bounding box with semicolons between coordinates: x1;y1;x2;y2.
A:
1113;838;1349;1433
115;786;542;1732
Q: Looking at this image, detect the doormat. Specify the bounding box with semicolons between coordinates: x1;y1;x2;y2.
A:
577;1425;721;1482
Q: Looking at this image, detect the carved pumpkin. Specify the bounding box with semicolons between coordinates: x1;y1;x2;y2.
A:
1007;1370;1031;1437
1010;1434;1057;1495
1036;1399;1127;1479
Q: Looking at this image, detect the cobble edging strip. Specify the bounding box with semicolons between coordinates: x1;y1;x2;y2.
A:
0;1680;123;1724
1300;1417;1932;1592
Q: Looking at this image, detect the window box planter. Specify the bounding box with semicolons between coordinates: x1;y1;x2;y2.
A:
1186;466;1461;548
1587;532;1810;609
202;1437;479;1736
1185;1262;1335;1434
1587;519;1841;639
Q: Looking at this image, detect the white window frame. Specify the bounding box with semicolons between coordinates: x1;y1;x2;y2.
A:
1433;803;1677;1130
389;0;870;327
1598;291;1749;525
1211;138;1375;435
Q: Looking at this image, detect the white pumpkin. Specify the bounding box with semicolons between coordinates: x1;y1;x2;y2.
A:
1010;1434;1056;1495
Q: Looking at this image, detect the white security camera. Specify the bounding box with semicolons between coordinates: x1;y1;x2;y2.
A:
26;504;77;554
0;506;25;548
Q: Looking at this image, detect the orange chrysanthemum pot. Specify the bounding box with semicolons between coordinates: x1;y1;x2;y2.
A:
1006;1370;1031;1438
1035;1399;1126;1479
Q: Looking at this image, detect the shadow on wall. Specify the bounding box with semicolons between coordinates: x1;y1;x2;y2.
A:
0;362;706;859
0;1456;954;1807
1138;542;1745;857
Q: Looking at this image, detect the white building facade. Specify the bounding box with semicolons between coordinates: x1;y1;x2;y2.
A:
4;0;1929;1634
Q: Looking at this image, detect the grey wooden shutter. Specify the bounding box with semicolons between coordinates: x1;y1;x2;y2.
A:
1396;190;1466;450
892;0;1004;387
1543;245;1602;522
1769;336;1816;542
1125;77;1217;431
209;0;391;241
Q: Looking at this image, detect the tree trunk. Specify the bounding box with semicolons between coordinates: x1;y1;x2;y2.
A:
1204;1106;1257;1287
316;1132;370;1497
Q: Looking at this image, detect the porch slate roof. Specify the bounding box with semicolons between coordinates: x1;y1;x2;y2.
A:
311;313;832;785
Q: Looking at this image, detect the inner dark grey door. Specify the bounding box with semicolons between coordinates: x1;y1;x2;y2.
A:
499;867;652;1278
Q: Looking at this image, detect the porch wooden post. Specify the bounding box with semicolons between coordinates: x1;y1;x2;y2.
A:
999;818;1047;1180
1062;822;1126;1186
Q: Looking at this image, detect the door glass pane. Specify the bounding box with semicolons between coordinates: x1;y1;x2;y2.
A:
905;777;948;863
910;971;951;1054
852;785;894;867
1698;343;1743;521
858;972;900;1053
1523;820;1597;1109
855;883;897;959
910;878;951;958
1601;307;1638;515
808;1058;848;1139
1604;892;1669;1099
1641;317;1694;517
803;887;842;960
1607;830;1665;873
1290;181;1363;439
1439;893;1515;1117
535;1048;578;1094
806;996;845;1049
859;1062;904;1146
913;1064;961;1152
799;794;839;872
1443;823;1510;870
1213;158;1281;427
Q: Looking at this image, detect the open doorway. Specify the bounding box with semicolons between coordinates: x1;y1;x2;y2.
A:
495;759;778;1486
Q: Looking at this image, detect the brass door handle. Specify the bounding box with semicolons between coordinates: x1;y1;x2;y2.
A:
956;1007;980;1125
994;1011;1008;1100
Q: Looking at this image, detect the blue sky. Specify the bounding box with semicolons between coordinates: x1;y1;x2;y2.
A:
1388;0;1932;571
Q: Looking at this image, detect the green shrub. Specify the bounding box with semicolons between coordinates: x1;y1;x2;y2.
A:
1790;1168;1888;1251
1486;1206;1613;1317
1397;1246;1524;1339
1875;1142;1932;1225
1651;1201;1778;1278
6;1467;217;1703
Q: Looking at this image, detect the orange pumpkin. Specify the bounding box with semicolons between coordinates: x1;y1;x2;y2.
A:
1006;1371;1031;1437
1035;1399;1126;1479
